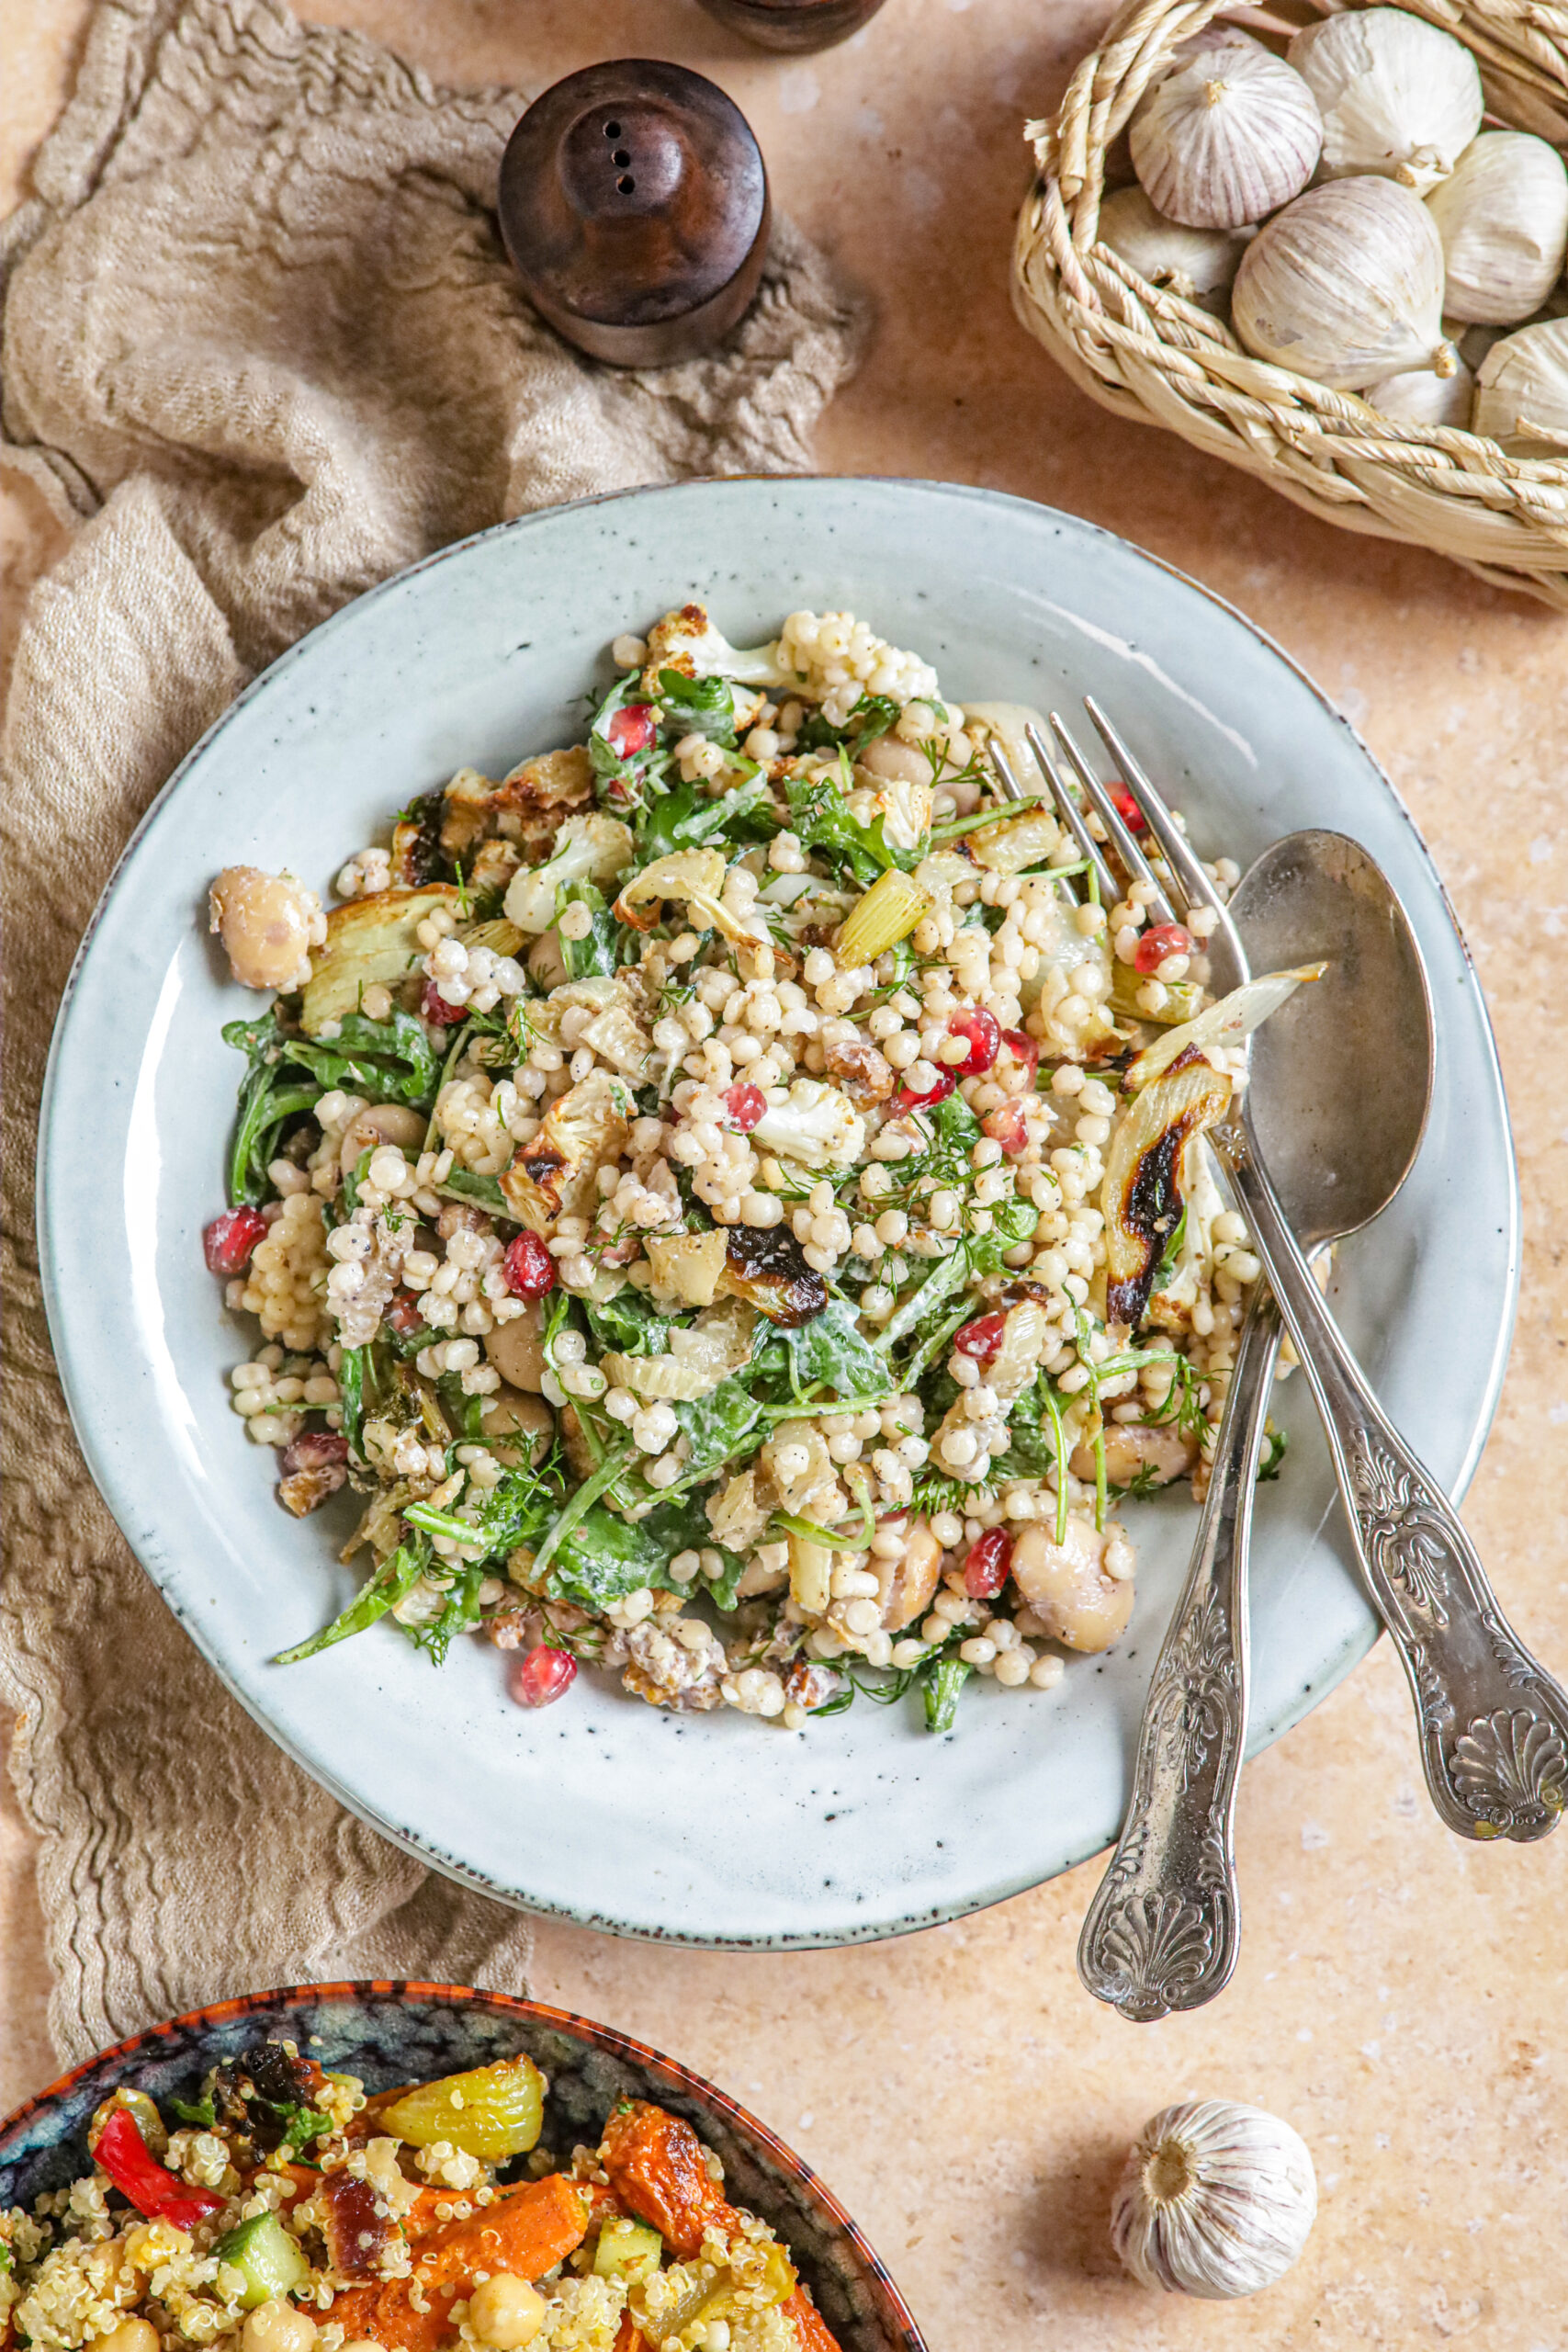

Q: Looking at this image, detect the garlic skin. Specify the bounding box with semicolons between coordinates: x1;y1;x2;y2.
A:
1111;2098;1317;2300
1131;43;1322;232
1288;8;1482;198
1473;318;1568;455
1097;187;1251;315
1427;131;1568;326
1233;176;1457;390
1367;356;1475;429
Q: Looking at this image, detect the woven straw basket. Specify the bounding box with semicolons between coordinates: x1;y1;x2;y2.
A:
1012;0;1568;605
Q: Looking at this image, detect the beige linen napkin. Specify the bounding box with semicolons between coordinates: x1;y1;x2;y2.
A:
0;0;866;2066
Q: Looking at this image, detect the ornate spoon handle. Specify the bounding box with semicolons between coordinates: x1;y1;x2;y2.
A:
1230;1140;1568;1842
1077;1291;1280;2019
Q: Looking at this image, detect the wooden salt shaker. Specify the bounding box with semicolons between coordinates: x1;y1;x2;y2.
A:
498;61;770;368
696;0;888;49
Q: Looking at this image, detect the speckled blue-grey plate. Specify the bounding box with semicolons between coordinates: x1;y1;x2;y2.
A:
0;1983;923;2351
38;479;1517;1944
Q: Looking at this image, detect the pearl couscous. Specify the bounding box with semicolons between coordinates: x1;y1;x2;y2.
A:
1;2042;840;2352
202;604;1293;1735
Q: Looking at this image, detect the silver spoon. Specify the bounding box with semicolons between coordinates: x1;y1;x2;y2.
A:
1226;831;1568;1846
1078;829;1433;2017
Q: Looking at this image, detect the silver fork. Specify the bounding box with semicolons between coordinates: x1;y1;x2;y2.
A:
988;710;1280;2018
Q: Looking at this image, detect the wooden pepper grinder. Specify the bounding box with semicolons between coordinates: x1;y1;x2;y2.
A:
498;61;770;368
695;0;888;50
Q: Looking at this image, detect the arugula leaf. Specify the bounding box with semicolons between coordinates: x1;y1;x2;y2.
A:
337;1347;366;1453
557;880;620;980
637;772;772;865
275;1537;430;1663
281;1010;439;1107
794;691;902;757
440;1169;508;1214
168;2095;217;2129
785;763;901;888
588;671;667;811
277;2104;333;2154
405;1564;488;1666
656;667;739;745
546;1493;699;1611
585;1290;673;1358
673;1376;767;1479
1258;1425;1288;1482
776;1297;888;1403
221;1009;437;1209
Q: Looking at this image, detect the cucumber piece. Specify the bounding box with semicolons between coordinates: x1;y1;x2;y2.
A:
593;2216;662;2284
213;2211;310;2308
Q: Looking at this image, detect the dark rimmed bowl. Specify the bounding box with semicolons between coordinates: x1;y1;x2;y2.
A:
0;1983;925;2352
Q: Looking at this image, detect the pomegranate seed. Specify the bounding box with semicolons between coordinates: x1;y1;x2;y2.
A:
203;1206;267;1275
386;1291;425;1338
964;1529;1013;1600
896;1068;956;1114
946;1006;1000;1076
1134;922;1194;975
1111;784;1146;832
509;1644;578;1708
999;1028;1039;1076
953;1311;1006;1365
420;977;469;1026
724;1082;766;1133
981;1099;1031;1156
503;1230;557;1301
607;703;657;758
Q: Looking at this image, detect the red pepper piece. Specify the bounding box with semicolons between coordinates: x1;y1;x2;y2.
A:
607;704;657;758
964;1528;1013;1599
95;2108;224;2229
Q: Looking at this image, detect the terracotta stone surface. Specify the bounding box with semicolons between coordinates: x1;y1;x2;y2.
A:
5;3;1567;2345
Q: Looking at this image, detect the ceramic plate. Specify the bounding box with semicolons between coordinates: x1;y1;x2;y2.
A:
39;479;1518;1944
0;1982;924;2352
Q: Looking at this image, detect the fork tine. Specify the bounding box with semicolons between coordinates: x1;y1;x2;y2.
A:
1012;726;1119;904
1081;695;1250;987
984;740;1027;806
1045;713;1177;925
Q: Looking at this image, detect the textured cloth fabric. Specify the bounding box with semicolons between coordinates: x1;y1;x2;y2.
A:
0;0;866;2064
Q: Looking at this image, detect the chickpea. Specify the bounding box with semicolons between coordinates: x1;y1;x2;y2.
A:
856;735;933;789
874;1516;943;1631
240;2303;317;2352
527;929;570;991
467;2273;547;2350
1070;1424;1196;1490
98;2321;160;2352
209;867;321;992
480;1385;554;1468
339;1102;427;1179
1010;1515;1134;1652
485;1301;546;1392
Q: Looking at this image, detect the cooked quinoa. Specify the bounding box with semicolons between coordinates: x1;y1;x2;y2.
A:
201;604;1294;1735
1;2045;837;2352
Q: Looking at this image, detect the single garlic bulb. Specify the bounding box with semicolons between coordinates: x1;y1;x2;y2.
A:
1366;355;1475;428
1111;2098;1317;2299
1097;187;1251;315
1233;176;1457;389
1130;43;1322;232
1288;8;1482;198
1473;318;1568;456
1427;131;1568;326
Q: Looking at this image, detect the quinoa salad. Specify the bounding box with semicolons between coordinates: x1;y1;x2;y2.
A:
1;2042;841;2352
203;604;1307;1736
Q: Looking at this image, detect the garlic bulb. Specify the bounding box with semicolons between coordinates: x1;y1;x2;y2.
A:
1130;44;1322;232
1097;187;1250;315
1473;318;1568;455
1111;2099;1316;2300
1233;176;1457;390
1366;356;1475;428
1288;8;1482;197
1427;131;1568;325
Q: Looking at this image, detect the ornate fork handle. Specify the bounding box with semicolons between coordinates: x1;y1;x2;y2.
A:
1077;1292;1280;2018
1229;1136;1568;1843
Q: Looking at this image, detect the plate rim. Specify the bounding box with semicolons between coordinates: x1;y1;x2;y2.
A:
37;474;1522;1947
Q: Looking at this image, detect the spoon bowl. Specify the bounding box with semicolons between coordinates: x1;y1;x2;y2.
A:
1235;830;1434;1250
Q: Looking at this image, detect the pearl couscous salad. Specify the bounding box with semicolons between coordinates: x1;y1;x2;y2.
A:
203;605;1305;1735
0;2042;842;2352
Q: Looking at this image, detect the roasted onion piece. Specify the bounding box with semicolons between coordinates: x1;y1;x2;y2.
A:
1101;1057;1233;1329
719;1225;828;1326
